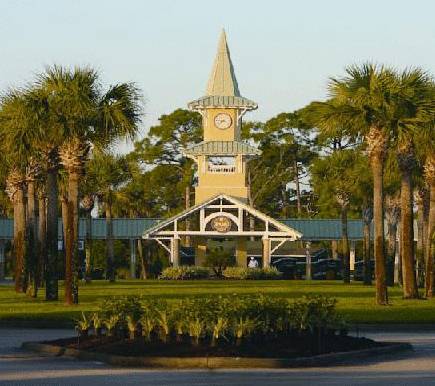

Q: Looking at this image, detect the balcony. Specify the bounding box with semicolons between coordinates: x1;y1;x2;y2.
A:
207;164;236;173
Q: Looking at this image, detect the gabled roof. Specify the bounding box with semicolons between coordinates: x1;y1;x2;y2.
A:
143;193;302;240
206;29;240;97
184;141;261;156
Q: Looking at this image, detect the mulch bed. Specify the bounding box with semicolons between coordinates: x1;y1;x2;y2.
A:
44;334;383;359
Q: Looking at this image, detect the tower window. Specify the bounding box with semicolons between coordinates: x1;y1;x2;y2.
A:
207;156;236;173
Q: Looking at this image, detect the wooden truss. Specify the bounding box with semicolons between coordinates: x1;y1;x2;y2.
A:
143;194;302;266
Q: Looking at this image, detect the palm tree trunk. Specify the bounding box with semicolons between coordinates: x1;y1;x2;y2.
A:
85;212;92;282
363;220;372;285
416;189;428;287
45;168;59;301
341;205;350;283
400;170;418;298
64;194;73;305
13;187;26;293
106;195;115;282
37;189;47;288
26;179;38;297
68;170;80;304
371;156;388;305
425;181;435;297
185;185;191;247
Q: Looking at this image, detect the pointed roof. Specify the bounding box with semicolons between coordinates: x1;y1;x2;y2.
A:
188;30;257;111
206;30;240;97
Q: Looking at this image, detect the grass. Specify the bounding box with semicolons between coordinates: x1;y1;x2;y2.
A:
1;280;435;325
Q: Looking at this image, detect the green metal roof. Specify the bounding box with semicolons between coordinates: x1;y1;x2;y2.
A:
184;141;261;156
188;95;258;110
280;219;370;241
0;218;380;241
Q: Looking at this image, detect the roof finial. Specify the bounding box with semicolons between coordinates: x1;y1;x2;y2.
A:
206;29;240;97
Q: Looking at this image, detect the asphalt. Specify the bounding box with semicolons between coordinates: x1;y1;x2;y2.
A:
1;328;435;385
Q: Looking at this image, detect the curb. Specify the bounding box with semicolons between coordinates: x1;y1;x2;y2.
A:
21;341;413;369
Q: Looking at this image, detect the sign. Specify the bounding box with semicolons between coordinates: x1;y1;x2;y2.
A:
211;216;232;233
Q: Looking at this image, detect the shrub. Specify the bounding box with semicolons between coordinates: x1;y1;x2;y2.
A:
116;267;131;280
222;267;282;280
222;267;249;279
159;266;210;280
205;247;235;277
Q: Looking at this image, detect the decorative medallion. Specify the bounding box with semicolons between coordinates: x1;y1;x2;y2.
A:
210;215;232;233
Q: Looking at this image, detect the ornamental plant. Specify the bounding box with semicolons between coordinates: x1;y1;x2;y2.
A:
84;294;345;350
76;312;92;337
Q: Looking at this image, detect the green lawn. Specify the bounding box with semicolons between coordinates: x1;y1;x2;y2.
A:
1;280;435;325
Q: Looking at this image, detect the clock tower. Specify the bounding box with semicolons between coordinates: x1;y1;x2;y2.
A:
186;30;259;204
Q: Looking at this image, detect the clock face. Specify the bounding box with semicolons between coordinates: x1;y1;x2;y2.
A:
214;113;232;129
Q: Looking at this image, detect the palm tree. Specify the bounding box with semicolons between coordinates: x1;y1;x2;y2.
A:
392;69;434;299
86;151;130;282
424;153;435;297
0;90;41;293
39;66;142;304
302;64;396;305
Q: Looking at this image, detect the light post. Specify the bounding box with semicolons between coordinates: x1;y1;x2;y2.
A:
305;241;312;280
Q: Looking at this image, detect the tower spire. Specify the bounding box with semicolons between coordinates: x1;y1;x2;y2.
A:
206;29;241;97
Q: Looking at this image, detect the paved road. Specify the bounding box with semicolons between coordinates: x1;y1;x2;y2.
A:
1;328;435;385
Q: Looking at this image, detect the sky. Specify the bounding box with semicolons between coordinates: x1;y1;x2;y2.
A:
1;0;434;152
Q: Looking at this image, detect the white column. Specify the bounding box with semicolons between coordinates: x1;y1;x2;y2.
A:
350;240;356;272
173;237;180;267
130;239;137;279
262;238;270;268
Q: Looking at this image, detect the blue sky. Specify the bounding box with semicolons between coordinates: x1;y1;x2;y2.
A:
1;0;434;151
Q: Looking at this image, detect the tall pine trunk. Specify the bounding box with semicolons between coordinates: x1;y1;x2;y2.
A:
185;185;191;247
400;169;418;298
45;168;59;301
138;239;147;280
38;189;47;288
371;155;388;305
294;160;302;216
106;194;115;282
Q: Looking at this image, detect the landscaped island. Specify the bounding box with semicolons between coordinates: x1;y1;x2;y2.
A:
29;293;393;366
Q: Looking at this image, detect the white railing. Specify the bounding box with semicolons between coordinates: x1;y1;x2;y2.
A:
207;164;236;173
